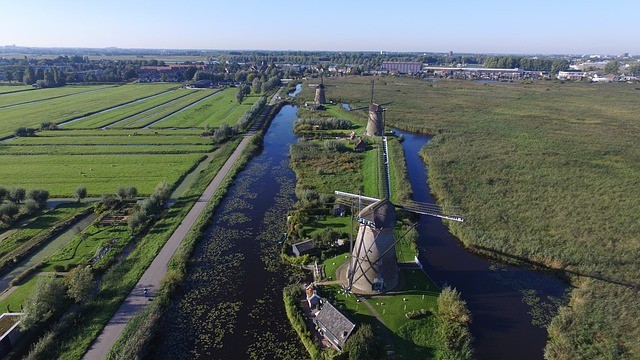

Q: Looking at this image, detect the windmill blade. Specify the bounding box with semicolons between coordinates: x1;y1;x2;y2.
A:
378;101;393;107
349;105;370;111
335;190;464;222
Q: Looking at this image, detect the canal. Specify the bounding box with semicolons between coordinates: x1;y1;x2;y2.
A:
152;105;305;359
393;127;568;360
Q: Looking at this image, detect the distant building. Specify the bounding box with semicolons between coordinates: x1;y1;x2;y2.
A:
557;70;587;81
381;61;422;74
313;301;356;352
189;79;214;88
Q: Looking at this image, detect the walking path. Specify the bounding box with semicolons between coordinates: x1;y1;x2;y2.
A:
82;88;282;360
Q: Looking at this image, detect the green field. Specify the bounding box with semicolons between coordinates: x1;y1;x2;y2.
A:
0;153;203;196
311;76;640;358
0;85;34;95
60;89;197;129
111;90;218;129
0;85;113;108
151;89;258;128
0;84;176;138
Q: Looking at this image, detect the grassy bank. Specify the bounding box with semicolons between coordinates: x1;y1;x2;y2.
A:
310;76;640;358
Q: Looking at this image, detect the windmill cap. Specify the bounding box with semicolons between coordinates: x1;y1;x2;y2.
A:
357;198;396;229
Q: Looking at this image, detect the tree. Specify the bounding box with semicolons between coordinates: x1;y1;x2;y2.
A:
604;60;620;75
20;276;68;330
117;185;137;200
0;187;7;201
252;78;263;94
75;186;87;203
0;202;20;223
28;189;49;208
8;187;25;203
127;210;147;234
437;286;473;359
67;266;95;303
14;127;36;137
22;199;40;216
101;193;119;209
236;87;245;104
23;66;34;85
343;324;380;360
4;71;13;84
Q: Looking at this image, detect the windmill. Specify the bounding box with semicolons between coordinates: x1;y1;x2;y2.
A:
349;80;392;136
314;74;326;105
334;190;463;294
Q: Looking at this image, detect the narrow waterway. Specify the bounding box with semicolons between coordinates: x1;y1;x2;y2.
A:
152;105;305;359
393;128;568;360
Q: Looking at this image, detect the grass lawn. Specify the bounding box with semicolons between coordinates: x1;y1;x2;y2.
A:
303;215;354;238
0;275;41;312
321;252;350;281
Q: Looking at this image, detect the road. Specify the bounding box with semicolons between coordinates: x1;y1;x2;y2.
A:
82;88;282;360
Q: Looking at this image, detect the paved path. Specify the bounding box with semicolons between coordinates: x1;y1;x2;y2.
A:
82;88;283;360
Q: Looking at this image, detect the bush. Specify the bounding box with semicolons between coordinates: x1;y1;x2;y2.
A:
436;286;473;359
343;324;381;360
20;276;68;330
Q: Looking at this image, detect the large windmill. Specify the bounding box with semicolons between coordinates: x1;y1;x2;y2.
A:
314;74;326;105
349;80;392;137
334;191;463;294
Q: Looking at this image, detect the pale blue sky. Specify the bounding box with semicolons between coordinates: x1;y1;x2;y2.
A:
1;0;638;54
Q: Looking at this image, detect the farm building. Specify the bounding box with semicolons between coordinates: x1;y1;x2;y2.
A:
333;204;346;217
354;138;366;152
313;301;356;352
188;80;214;89
292;239;315;257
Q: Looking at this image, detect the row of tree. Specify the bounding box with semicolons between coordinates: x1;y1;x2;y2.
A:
483;56;570;73
0;187;49;225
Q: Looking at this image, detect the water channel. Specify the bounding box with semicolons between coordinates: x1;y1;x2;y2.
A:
152;104;305;359
393;128;568;360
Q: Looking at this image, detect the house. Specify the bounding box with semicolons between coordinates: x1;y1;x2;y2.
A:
354;138;366;152
306;284;322;309
313;301;356;352
292;239;315;257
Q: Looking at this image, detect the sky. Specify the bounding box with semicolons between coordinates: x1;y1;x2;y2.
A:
1;0;638;55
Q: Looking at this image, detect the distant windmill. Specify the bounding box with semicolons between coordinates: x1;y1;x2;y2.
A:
349;80;392;136
334;191;463;293
314;74;326;105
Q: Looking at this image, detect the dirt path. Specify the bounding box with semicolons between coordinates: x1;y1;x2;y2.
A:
81;89;283;359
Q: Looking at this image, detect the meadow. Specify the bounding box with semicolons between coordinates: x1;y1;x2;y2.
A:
60;89;202;129
0;153;203;196
0;85;113;108
0;84;176;138
307;76;640;358
152;89;258;128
